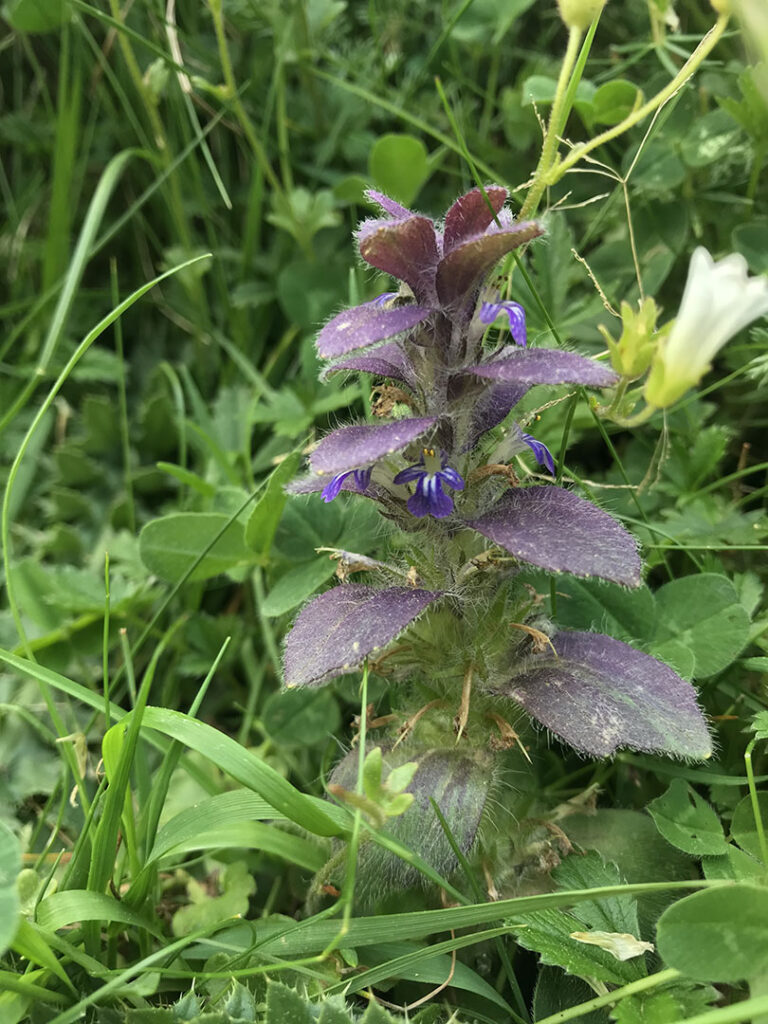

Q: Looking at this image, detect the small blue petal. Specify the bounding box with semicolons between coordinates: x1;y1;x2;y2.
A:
479;299;527;347
353;466;373;491
371;291;399;306
393;464;427;485
522;433;556;475
321;471;351;502
322;466;372;502
437;466;465;491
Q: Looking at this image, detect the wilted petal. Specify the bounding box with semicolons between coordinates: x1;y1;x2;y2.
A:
365;189;415;220
496;631;712;758
469;349;619;387
443;186;507;253
467;486;642;586
284;584;441;687
316;302;432;359
462;381;530;451
357;216;440;306
321;342;418;389
435;221;544;312
310;417;437;476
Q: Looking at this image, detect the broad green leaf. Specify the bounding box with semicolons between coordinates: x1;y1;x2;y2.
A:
653;573;750;678
522;74;595;116
702;846;765;882
680;108;746;168
368;134;429;206
260;687;340;748
612;983;719;1023
4;0;69;32
533;967;605;1024
552;578;656;641
276;259;346;329
10;919;75;992
591;80;642;125
732;219;768;274
265;980;314;1024
730;791;768;861
262;557;336;617
139;513;252;583
656;884;768;982
36;891;162;936
646;780;728;856
188;879;715;961
508;908;637;985
126;707;344;837
244;452;302;563
0;822;21;956
172;861;255;937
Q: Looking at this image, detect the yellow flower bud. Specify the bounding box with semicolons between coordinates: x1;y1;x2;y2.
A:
557;0;608;31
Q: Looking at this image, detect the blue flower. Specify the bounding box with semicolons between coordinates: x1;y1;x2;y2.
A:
321;466;373;503
393;448;465;519
479;299;527;347
522;433;555;475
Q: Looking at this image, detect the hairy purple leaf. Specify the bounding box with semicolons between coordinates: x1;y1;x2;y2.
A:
310;417;437;476
365;189;414;219
467;486;642;586
435;221;544;311
329;746;492;901
284;584;441;687
316;302;432;359
469;349;619;387
498;631;712;758
443;187;508;253
358;216;440;306
463;381;530;451
321;342;418;388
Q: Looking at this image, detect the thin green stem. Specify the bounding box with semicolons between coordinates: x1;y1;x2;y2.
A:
555;15;729;179
535;968;680;1024
518;25;583;220
744;738;768;868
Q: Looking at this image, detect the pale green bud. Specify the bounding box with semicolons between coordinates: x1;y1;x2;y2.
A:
599;298;660;379
557;0;608;31
709;0;733;15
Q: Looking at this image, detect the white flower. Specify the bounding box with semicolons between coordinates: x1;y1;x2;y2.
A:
645;247;768;408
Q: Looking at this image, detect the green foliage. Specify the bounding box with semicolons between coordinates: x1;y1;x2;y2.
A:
647;780;728;856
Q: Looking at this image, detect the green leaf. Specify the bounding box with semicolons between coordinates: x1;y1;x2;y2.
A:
612;982;718;1023
552;578;656;641
369;133;429;206
36;890;162;936
261;687;340;748
126;707;344;838
0;822;21;956
533;967;605;1024
262;557;336;617
509;908;637;985
732;219;768;275
172;861;256;937
680;108;746;168
264;980;313;1024
656;884;768;982
522;74;595;116
244;452;302;564
591;80;642;126
10;918;75;992
646;780;728;856
731;791;768;861
139;513;252;583
4;0;69;32
653;573;750;678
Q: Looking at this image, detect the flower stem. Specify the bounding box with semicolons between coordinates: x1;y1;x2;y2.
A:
554;14;730;180
519;25;583;221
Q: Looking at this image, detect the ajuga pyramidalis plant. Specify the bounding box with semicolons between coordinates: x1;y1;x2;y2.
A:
281;187;712;900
